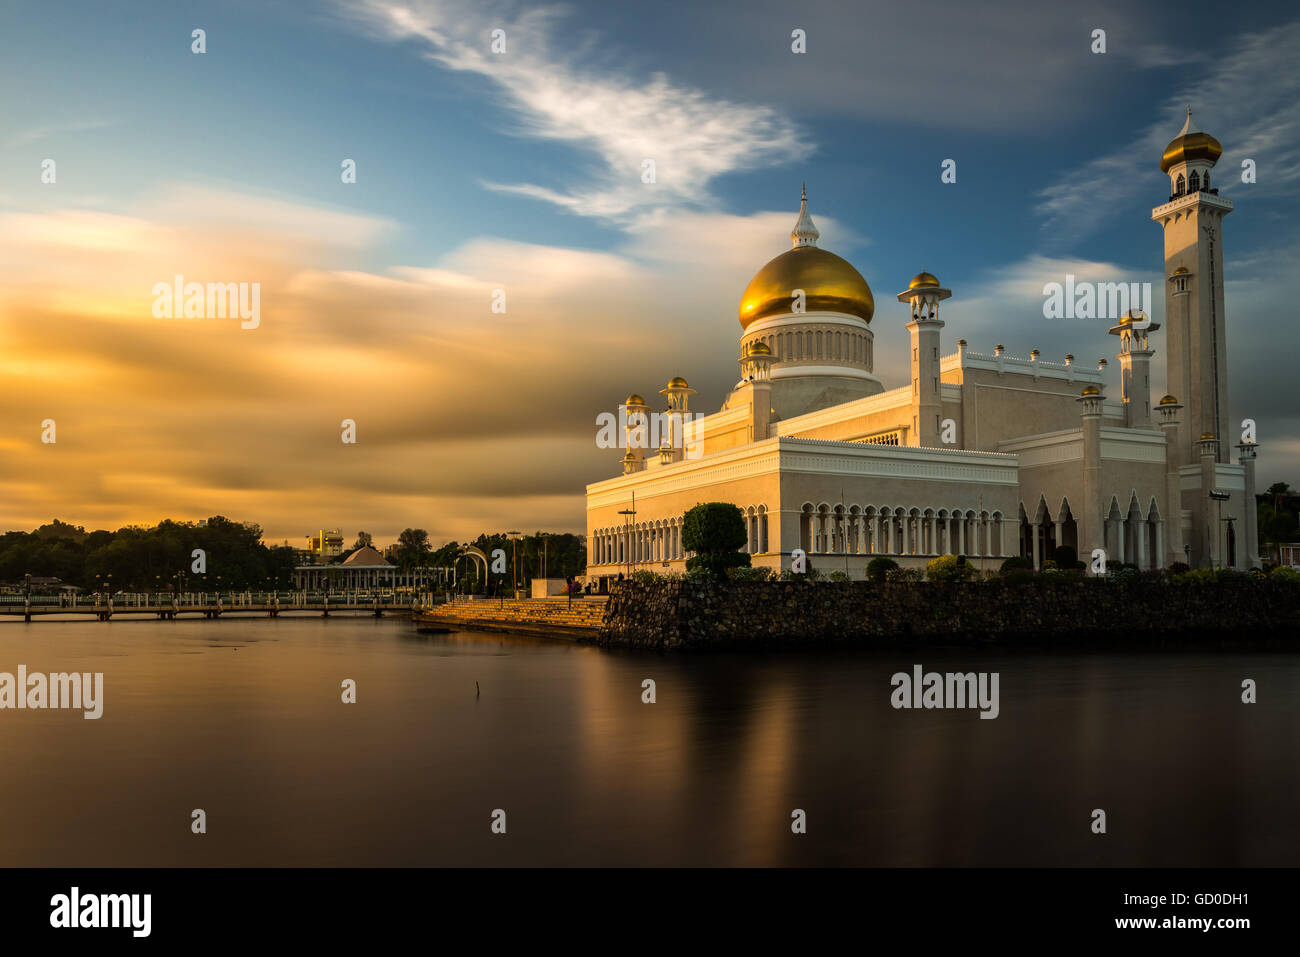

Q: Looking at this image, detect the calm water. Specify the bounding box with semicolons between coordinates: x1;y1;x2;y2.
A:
1;615;1297;866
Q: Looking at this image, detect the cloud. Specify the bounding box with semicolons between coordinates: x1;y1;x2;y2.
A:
1035;19;1300;241
2;118;116;151
0;184;821;543
341;0;807;224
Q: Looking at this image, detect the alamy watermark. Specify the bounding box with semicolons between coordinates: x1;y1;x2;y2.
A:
152;274;260;329
891;664;999;719
1042;275;1151;326
596;405;704;460
0;666;104;719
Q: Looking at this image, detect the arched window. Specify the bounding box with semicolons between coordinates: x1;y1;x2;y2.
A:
1203;171;1210;190
1188;170;1200;192
1175;173;1185;195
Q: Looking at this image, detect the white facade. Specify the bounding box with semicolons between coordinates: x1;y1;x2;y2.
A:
586;114;1260;581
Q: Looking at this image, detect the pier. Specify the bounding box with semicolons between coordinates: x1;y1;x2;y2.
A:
0;591;429;621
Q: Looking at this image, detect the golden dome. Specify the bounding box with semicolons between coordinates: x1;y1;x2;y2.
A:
1081;385;1101;396
738;188;874;329
908;270;940;289
1199;432;1217;441
1160;108;1222;173
1173;266;1189;274
748;341;771;355
1159;394;1179;405
739;246;874;329
667;376;689;388
624;393;646;406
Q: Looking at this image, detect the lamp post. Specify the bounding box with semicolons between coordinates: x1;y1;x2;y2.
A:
618;492;637;580
1210;489;1231;569
506;531;521;598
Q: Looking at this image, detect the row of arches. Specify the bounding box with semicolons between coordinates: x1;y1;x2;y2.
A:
591;518;687;567
799;503;1007;558
1020;494;1165;570
591;505;774;568
746;328;872;367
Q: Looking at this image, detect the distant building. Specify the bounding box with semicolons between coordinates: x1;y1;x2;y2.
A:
293;544;449;591
304;529;344;560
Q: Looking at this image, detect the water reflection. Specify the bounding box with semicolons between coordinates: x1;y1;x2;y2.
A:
0;618;1296;866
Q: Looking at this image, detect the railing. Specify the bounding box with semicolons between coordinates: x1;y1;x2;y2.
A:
0;591;442;615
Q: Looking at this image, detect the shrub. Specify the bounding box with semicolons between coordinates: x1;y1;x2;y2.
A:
682;502;751;579
828;570;851;582
1041;559;1059;571
1000;556;1032;575
1168;561;1190;575
1172;567;1216;584
885;567;923;582
866;557;899;582
1002;568;1037;584
1053;546;1078;568
926;553;973;582
727;565;772;581
686;551;750;577
1269;565;1300;582
630;569;660;584
682;502;747;554
1107;562;1139;583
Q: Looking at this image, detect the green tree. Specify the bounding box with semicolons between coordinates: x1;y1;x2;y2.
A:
681;503;750;577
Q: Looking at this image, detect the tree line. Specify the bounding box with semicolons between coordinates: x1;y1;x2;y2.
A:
0;518;296;591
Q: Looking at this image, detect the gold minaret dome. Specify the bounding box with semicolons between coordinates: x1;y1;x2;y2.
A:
748;341;772;355
1199;432;1217;441
1159;394;1179;405
1173;266;1189;274
908;270;940;289
1081;385;1101;396
625;393;646;406
1160;108;1223;173
738;186;874;330
667;376;689;388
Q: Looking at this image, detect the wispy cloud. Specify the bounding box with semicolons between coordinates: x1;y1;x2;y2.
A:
1035;19;1300;242
3;118;116;151
341;0;808;224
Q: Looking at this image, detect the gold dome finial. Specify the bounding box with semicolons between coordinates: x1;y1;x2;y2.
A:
791;185;819;248
1161;106;1222;172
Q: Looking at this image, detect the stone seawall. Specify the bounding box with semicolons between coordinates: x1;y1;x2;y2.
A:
597;580;1300;650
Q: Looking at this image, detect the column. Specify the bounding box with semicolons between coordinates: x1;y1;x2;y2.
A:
1031;522;1042;570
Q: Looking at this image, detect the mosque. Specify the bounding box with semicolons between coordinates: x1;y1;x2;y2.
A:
585;111;1260;583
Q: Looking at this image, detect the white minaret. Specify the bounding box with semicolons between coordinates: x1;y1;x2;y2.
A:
896;270;950;447
1152;108;1231;465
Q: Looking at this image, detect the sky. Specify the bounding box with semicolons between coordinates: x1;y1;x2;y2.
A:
1;0;1297;546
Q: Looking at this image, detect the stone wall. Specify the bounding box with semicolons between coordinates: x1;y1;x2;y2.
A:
597;579;1300;650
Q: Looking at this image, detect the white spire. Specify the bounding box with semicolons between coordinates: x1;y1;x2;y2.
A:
790;182;819;248
1179;105;1199;135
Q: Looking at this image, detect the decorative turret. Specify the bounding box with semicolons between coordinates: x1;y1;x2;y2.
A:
1078;385;1106;566
1108;309;1161;428
658;376;697;464
738;341;774;442
897;270;951;447
622;393;648;472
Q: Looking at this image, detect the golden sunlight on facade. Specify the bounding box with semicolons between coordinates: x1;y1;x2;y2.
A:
586;112;1260;583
